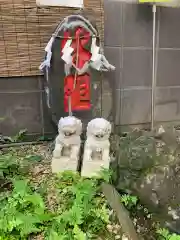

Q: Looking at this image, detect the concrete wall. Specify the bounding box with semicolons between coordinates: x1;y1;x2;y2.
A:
1;3;180;135
0;76;54;136
104;2;180;126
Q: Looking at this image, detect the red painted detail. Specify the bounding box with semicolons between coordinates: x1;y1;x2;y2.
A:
64;74;91;112
61;27;92;112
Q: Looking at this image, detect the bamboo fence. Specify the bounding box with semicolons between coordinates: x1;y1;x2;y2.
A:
0;0;104;77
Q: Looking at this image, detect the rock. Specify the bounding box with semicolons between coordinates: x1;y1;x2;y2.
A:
115;235;121;239
102;183;139;240
111;129;180;234
32;165;45;175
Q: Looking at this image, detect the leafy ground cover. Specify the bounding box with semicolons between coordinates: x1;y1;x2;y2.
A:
0;139;180;239
0;145;122;240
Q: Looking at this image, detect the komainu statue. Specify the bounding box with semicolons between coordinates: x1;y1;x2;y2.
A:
51;116;82;173
81;118;111;177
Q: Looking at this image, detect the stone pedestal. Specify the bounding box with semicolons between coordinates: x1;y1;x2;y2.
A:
81;156;110;177
51;156;78;173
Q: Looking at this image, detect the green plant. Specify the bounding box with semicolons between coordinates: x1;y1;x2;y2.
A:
44;170;111;239
0;153;43;194
0;154;34;179
0;178;52;239
0;154;20;178
0;129;27;144
0;166;113;239
156;228;180;240
9;129;27;143
121;194;138;209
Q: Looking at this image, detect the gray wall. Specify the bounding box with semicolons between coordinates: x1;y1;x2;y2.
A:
1;3;180;135
0;76;54;136
104;2;180;126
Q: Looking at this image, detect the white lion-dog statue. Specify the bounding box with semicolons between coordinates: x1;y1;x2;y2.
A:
81;118;111;177
51;116;82;173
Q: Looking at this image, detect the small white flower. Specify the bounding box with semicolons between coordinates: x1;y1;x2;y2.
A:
122;234;129;240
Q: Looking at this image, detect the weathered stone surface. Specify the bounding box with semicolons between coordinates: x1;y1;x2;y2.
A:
102;182;139;240
111;128;180;234
51;156;78;173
